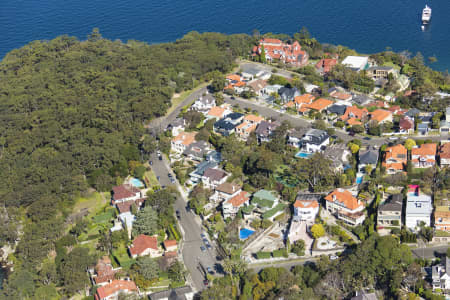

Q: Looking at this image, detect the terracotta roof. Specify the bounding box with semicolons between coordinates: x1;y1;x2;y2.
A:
215;182;241;194
164;251;178;258
94;256;116;285
285;101;295;108
330;91;352;101
325;189;363;211
112;184;140;201
129;235;158;256
172;131;197;146
399;117;414;130
95;280;137;300
439;143;450;159
234;81;246;87
341;106;368;121
294;94;315;105
347;118;362;126
383;162;405;171
116;198;145;214
207;106;226;118
244;114;264;124
226;74;241;82
315;58;337;73
367;100;387;108
370;109;392;123
411;143;437;156
384;144;407;162
226;191;250;207
260;38;282;45
305;98;333;112
163;240;177;249
293;199;319;209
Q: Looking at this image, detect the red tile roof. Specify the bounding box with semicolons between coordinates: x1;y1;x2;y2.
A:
370;109;392;123
112;185;140;201
129;235;158;256
399;117;414;130
226;191;250;207
411;143;437;156
293;200;319;209
325;189;363;211
439;143;450;159
95;280;137;300
94;256;116;285
315;58;337;73
163;240;177;249
305;98;333;112
341;106;368;121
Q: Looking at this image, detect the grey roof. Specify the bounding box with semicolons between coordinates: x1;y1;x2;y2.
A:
327;104;347;115
367;66;394;71
191;161;217;177
405;108;420;118
279;87;299;99
255;121;280;137
419;115;432;123
288;129;304;139
206;150;222;163
324;144;349;162
214;119;237;131
226;112;244;121
241;66;263;76
353;94;373;105
351;291;377;300
171;117;185;127
203;168;227;181
378;194;403;212
417;123;429;130
149;286;193;300
183;140;209;159
359;150;379;165
295;193;322;202
303;129;329;145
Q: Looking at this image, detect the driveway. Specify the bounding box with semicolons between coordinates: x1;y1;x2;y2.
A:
411;245;450;259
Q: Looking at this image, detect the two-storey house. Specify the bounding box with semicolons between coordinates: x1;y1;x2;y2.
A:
325;189;365;226
382;144;407;174
292;193;320;222
411;143;437;168
377;194;403;229
405;185;432;231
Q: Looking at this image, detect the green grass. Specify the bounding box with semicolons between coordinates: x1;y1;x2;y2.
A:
166;82;209;117
112;245;135;269
144;170;159;188
73;191;109;218
93;209;115;224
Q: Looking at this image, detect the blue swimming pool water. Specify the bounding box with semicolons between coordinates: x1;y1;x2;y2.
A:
295;151;312;159
130;178;144;188
356;176;363;184
239;228;255;240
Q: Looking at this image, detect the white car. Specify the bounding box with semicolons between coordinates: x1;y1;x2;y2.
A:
388;136;398;141
329;255;339;260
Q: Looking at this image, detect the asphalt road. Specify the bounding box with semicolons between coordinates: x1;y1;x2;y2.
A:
149;153;218;291
411;245;450;259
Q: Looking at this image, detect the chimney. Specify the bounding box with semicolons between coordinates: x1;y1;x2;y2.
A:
332;195;337;201
232;185;235;192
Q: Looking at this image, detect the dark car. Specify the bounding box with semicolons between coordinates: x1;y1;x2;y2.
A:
203;279;209;286
200;246;206;252
170;177;176;183
207;267;215;275
363;136;371;140
159;156;162;161
185;205;190;212
230;96;235;100
206;243;212;250
149;160;153;165
349;132;355;136
157;176;160;181
176;210;181;219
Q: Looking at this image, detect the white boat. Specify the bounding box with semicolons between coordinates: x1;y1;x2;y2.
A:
422;5;432;24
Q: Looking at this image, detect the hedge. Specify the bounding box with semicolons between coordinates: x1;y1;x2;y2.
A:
256;251;272;259
169;224;181;241
272;249;288;258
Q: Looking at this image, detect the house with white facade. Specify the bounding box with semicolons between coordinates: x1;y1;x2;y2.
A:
341;56;369;72
210;182;242;204
377;194;403;229
201;168;228;190
168;118;186;137
292;193;320;222
95;280;139;300
188;160;218;186
440;107;450;134
439;142;450;167
298;129;330;153
359;149;379;174
191;94;216;114
222;191;250;219
112;185;141;205
432;256;450;291
405;185;432;231
325;189;366;226
171;132;197;154
411;143;437;168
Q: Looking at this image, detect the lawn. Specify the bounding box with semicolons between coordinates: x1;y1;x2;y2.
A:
144;170;159;188
112;245;135;269
73;191;109;218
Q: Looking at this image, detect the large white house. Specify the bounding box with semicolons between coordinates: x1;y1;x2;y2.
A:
405;185;433;231
222;191;250;219
210;182;242;204
432;256;450;291
341;56;369;72
292;194;320;222
325;189;365;226
299;129;330;153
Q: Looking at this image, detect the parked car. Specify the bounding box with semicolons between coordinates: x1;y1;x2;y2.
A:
363;137;371;140
389;136;398;141
149;160;153;165
176;210;181;219
203;279;209;286
206;243;212;250
201;233;206;239
230;96;235;100
157;176;160;181
159;156;162;161
329;255;339;260
170;177;175;183
206;267;215;275
200;246;206;252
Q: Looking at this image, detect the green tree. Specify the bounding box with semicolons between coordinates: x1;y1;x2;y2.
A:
311;224;325;239
58;247;95;294
132;206;158;237
135;256;159;280
260;45;267;64
404;138;416;151
210;71;226;92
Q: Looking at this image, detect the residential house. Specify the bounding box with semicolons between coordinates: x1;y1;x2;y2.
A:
292;193;320;222
325;189;366;226
202;168;228;190
440;107;450;134
171;132;197;154
302;98;334;114
279;87;301;103
359;149;379;173
89;256;119;286
253;38;309;67
405;108;420;119
95;280;139;300
435;206;450;232
129;234;161;258
119;212;135;239
287;129;305;148
149;286;194;300
255;121;280;143
247;79;267;96
411;143;437;168
327;104;347;118
405;185;432;230
222;191;250;219
377;194;403;228
439;142;450;167
351;291;378;300
112;185;141;205
210;182;242;204
262;84;283;97
213;112;244;136
353;94;373;106
205;150;222;163
341;56;369;72
168;118;186;136
163;240;177;252
366;66;397;80
183;140;210;161
206;106;232;120
340;106;368;125
292;94;315;111
432;256;450;291
241;65;270;81
417;123;429;135
370;109;393;124
116;198;144;216
399;116;414;134
191;94;216;114
330;90;352;102
252;189;279;212
382;144;407;174
298;129;330;153
323;144;351;172
235;114;264;140
188;160;218;185
315;58;337;75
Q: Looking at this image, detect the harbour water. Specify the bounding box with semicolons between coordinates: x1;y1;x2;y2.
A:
0;1;449;67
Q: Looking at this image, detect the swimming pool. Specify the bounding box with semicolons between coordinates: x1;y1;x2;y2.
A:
356;176;363;184
239;228;255;240
130;178;144;188
295;151;313;159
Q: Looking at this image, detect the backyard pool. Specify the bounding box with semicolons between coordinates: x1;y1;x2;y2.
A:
295;151;312;159
130;178;144;188
239;228;255;240
356;175;363;184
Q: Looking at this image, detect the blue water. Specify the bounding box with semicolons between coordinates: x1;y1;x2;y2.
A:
356;176;363;184
130;178;144;188
239;228;255;240
0;0;449;71
295;151;313;159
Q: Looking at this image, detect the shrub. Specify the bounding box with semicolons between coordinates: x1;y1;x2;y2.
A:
256;251;272;259
272;249;284;258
